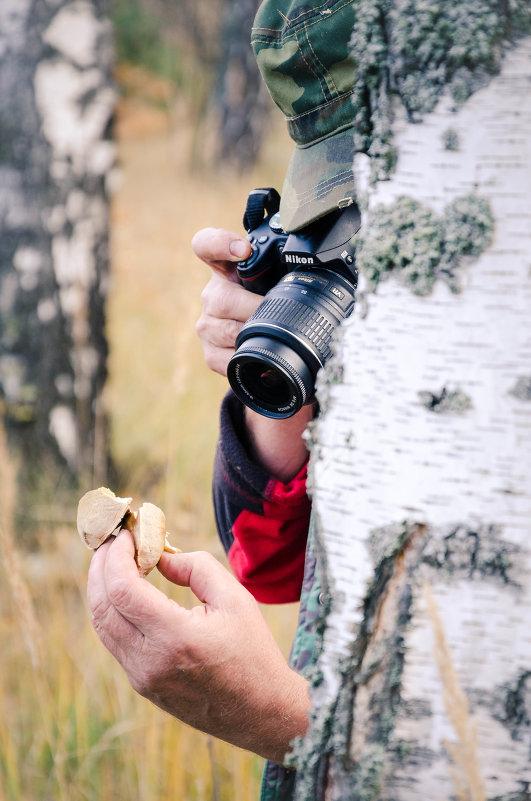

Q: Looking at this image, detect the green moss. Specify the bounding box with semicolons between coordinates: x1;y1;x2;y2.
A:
356;193;494;296
349;0;531;179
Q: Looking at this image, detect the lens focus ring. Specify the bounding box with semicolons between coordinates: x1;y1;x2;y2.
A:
246;296;335;362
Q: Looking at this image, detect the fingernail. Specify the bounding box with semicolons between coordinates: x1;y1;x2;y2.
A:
229;239;248;259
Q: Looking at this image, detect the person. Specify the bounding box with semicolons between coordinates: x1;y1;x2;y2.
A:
87;0;359;797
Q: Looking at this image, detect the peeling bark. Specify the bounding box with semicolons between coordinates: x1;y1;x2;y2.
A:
295;34;531;801
0;1;115;514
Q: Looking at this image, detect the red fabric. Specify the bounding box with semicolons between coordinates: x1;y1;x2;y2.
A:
227;464;311;604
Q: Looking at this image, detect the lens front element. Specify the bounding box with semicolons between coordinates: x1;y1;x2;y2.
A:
228;337;314;419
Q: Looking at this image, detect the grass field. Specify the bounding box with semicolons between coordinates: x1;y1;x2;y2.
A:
0;80;300;800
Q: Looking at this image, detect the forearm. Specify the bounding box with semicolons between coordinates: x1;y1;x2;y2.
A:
227;667;311;764
244;404;315;482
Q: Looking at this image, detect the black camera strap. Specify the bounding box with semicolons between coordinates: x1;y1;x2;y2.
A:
243;187;281;232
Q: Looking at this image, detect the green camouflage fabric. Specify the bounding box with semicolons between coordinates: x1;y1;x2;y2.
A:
260;514;323;801
252;0;357;231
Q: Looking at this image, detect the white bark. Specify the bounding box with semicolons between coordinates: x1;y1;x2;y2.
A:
304;37;531;798
0;0;115;488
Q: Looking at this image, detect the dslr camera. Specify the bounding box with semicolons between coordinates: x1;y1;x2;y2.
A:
227;187;361;419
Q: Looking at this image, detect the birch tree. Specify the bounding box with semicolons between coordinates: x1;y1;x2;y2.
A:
0;0;115;510
292;7;531;800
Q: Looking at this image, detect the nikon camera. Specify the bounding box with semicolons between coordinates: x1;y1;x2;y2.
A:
226;187;361;419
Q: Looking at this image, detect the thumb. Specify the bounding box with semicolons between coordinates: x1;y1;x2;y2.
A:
158;550;251;611
191;227;251;276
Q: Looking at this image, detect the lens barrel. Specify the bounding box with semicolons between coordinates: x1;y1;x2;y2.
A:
227;269;356;418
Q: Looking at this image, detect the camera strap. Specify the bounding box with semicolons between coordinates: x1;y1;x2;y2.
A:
243;187;281;232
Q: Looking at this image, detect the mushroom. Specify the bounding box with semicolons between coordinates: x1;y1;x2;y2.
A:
77;487;132;549
77;487;180;576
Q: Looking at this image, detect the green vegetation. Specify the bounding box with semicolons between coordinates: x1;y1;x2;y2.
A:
110;0;183;86
0;75;295;799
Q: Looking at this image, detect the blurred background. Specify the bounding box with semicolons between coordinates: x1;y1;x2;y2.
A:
0;1;300;798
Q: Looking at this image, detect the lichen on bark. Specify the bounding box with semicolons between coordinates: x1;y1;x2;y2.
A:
355;194;494;295
350;0;531;180
418;386;473;415
509;377;531;402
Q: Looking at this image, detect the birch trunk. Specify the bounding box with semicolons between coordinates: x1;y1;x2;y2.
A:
296;33;531;801
0;0;115;511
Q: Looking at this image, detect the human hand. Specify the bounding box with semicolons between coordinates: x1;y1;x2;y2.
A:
192;227;261;376
87;531;310;763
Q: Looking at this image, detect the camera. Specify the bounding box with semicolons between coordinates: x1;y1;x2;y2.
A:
227;188;361;419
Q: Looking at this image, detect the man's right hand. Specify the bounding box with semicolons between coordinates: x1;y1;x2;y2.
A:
192;227;260;377
88;530;311;764
192;225;314;481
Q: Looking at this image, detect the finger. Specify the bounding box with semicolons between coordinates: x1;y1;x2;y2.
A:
196;315;243;351
87;538;142;657
200;274;262;323
157;550;253;613
199;342;238;377
191;227;251;276
102;531;185;634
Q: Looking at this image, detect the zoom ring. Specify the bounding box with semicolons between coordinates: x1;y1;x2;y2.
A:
247;296;335;361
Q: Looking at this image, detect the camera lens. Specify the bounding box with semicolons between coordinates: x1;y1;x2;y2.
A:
227;337;313;418
244;366;290;403
227;269;356;418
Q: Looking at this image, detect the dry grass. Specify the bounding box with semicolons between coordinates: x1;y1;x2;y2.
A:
0;82;300;800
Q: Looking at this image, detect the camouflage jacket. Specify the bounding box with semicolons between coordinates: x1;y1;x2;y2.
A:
259;519;323;801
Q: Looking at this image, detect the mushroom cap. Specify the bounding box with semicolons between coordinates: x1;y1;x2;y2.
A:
132;502;166;577
77;487;132;549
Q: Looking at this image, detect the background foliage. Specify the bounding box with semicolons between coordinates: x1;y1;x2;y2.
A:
0;3;297;799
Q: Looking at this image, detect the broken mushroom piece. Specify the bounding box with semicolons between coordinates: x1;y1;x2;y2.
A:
131;502;167;577
130;503;181;575
77;487;180;576
77;487;132;549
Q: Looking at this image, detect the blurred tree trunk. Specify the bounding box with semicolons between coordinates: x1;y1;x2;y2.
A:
214;0;270;170
0;0;115;522
293;24;531;801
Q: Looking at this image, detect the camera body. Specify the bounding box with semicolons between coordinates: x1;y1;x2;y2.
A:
227;189;361;419
236;201;360;296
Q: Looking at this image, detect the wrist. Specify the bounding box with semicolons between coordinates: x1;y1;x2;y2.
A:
251;669;311;764
244;405;315;482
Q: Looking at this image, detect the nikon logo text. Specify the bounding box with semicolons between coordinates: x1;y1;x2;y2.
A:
284;254;315;264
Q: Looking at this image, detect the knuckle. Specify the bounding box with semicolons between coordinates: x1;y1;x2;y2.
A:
195;314;207;338
204;349;218;372
216;284;237;319
223;318;242;347
107;575;133;612
199;282;213;310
